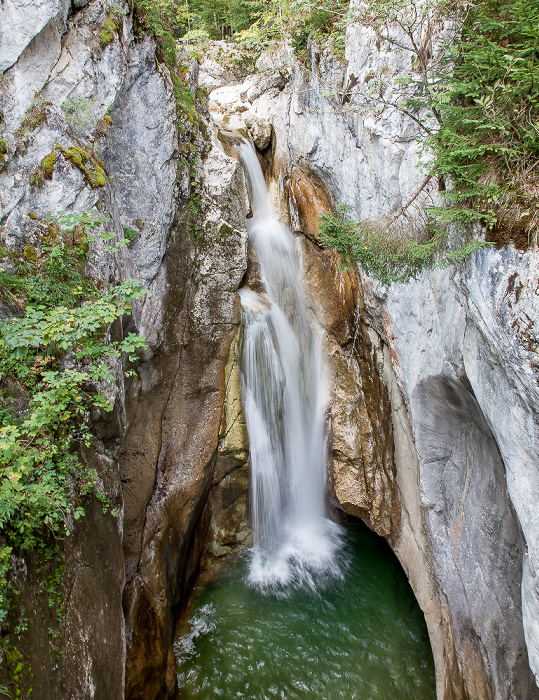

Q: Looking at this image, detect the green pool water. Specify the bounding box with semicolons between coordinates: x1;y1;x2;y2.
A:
175;524;436;699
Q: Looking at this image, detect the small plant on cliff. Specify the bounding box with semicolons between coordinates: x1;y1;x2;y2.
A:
318;205;489;285
0;212;147;649
15;96;52;140
61;95;100;136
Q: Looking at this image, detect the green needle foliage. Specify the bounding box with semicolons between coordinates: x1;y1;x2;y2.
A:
0;212;147;628
350;0;539;250
318;205;489;285
428;0;539;245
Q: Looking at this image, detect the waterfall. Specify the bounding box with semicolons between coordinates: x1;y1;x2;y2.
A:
238;142;342;590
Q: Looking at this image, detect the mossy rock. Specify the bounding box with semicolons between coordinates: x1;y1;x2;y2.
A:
57;145;106;187
16;98;51;139
98;7;125;50
61;145;88;167
86;164;106;187
23;246;38;263
46;224;59;240
99;17;118;47
0;135;6;166
29;151;56;187
42;151;56;176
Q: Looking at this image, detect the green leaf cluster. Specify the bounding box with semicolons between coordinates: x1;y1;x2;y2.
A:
0;212;147;629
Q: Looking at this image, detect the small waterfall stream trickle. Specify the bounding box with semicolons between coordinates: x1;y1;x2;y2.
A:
238;141;342;589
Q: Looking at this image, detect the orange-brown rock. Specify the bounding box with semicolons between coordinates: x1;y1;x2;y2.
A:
288;167;334;242
298;234;399;538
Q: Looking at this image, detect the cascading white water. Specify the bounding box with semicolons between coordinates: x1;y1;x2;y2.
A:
238;141;342;590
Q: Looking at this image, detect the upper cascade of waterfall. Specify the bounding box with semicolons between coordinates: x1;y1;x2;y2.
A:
238;141;343;592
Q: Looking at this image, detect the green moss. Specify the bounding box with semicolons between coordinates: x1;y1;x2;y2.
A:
62;145;88;167
87;164;106;187
104;114;113;125
23;246;38;263
98;6;126;49
100;17;118;47
0;136;7;163
28;212;37;220
5;648;21;666
42;151;56;176
57;145;106;188
29;150;56;187
219;222;234;237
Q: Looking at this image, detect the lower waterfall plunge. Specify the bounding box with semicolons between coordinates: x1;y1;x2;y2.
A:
238;141;342;589
173;142;436;697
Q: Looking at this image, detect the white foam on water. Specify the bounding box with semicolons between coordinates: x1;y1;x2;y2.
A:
174;603;216;664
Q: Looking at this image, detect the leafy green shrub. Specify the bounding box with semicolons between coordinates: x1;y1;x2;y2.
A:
0;212;147;628
318;205;490;285
182;28;211;42
122;225;137;244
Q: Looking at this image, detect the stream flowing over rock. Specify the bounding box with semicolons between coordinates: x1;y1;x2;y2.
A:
1;0;539;698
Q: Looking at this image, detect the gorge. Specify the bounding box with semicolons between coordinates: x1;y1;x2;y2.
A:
0;0;539;699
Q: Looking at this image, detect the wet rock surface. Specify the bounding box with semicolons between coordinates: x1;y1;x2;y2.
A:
121;144;248;699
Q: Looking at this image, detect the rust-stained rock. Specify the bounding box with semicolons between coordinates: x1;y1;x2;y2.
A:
287;167;334;242
298;233;399;538
285;165;399;538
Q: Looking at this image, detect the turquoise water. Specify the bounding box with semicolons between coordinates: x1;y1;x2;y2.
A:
175;524;436;699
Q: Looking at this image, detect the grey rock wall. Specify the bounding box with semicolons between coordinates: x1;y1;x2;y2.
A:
363;249;539;699
1;1;249;697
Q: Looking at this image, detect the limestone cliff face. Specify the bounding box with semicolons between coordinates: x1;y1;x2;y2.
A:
0;2;249;697
206;8;539;699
